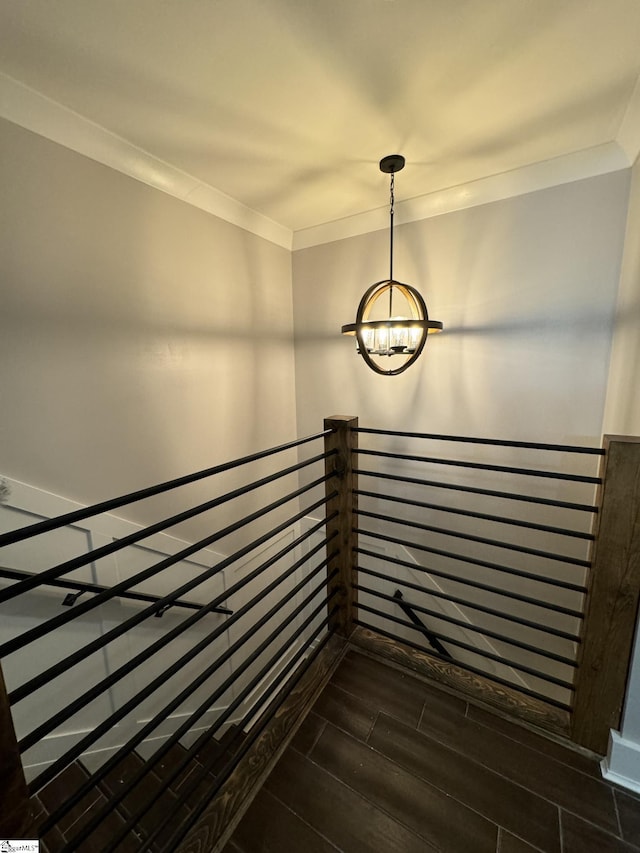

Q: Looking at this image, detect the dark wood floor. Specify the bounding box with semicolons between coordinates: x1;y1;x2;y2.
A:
223;648;640;853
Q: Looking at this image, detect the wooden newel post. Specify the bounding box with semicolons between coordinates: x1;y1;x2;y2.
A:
0;661;32;836
572;436;640;754
324;416;358;638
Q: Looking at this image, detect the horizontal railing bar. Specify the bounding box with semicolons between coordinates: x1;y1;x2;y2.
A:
359;566;581;642
156;616;336;853
147;621;336;853
357;548;584;619
21;539;333;755
357;600;576;687
44;578;333;841
50;576;335;845
355;620;573;712
357;529;588;593
356;508;591;568
0;452;330;606
2;476;333;659
357;587;578;666
29;535;336;795
94;594;334;853
61;599;334;851
355;469;599;513
22;544;330;756
354;490;594;541
356;448;601;484
353;427;605;455
11;510;332;705
0;566;232;615
0;430;334;548
24;554;333;776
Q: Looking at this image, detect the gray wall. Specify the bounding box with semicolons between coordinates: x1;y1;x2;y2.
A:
0;118;298;523
1;115;630;507
602;155;640;785
604;155;640;435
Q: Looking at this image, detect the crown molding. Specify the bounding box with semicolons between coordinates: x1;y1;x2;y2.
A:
0;72;293;249
0;72;632;253
293;142;630;250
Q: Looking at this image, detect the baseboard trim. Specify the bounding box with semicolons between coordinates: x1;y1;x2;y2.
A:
350;625;570;737
601;730;640;794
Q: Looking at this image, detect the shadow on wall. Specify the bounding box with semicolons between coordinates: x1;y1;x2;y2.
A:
291;295;621;443
294;299;632;344
605;292;640;433
445;298;640;337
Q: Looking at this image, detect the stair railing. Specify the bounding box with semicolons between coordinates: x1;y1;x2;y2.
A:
392;588;453;658
337;424;640;754
2;419;639;849
0;428;342;849
0;565;233;615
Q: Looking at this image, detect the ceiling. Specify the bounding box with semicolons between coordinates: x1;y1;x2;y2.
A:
1;0;640;243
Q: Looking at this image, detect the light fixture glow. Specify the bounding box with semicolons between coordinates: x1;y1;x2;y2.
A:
341;155;443;375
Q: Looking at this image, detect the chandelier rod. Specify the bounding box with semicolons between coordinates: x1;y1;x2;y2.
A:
389;171;395;316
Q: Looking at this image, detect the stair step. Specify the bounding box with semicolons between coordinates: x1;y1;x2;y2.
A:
152;742;215;810
31;728;246;849
36;762;143;852
194;725;244;775
194;738;229;774
98;751;190;848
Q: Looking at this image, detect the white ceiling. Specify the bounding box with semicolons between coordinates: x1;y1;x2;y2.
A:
1;0;640;244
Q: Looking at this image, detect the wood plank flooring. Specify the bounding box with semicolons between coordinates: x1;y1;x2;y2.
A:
224;648;640;853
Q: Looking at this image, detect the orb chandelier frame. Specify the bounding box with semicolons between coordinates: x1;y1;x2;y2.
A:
341;154;443;375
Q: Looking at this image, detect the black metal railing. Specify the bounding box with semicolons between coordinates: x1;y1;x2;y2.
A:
0;418;612;848
0;566;234;615
351;426;604;712
0;429;339;851
392;589;452;658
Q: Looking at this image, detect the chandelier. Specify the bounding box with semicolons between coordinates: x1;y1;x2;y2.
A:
341;155;442;375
